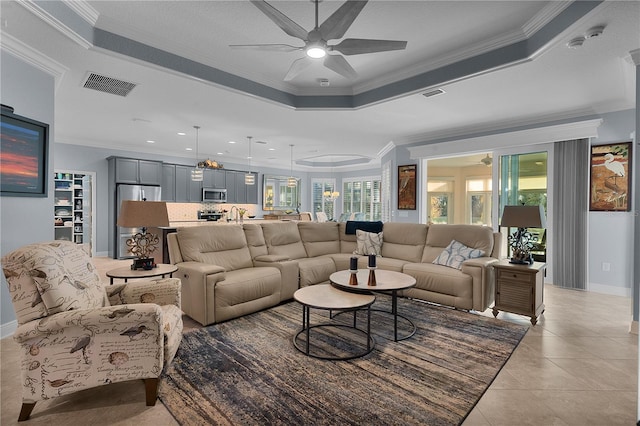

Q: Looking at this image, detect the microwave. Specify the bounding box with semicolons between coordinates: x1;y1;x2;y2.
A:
202;188;227;203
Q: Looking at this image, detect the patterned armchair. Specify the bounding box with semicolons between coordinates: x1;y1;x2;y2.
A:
1;241;183;421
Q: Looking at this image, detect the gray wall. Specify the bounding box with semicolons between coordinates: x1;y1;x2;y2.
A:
588;109;636;296
0;52;55;328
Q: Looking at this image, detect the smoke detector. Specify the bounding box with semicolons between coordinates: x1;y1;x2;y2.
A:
585;25;605;38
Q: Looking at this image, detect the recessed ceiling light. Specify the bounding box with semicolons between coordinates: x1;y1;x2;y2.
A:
217;152;223;155
146;140;155;144
186;147;193;151
177;132;186;136
268;148;276;151
228;141;236;144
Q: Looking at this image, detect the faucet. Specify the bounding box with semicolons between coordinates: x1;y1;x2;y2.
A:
229;206;238;223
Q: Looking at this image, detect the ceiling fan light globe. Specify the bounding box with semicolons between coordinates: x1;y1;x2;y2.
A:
306;46;326;58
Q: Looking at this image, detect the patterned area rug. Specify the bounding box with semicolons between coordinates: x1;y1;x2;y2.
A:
159;298;528;425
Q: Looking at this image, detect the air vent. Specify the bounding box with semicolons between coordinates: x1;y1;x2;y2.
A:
422;88;445;98
82;72;137;97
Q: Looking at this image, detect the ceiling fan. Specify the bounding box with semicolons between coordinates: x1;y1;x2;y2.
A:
230;0;408;81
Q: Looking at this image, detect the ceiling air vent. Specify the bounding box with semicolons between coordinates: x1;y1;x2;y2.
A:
422;88;445;98
82;72;137;97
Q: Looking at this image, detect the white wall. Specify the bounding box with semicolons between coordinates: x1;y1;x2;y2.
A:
0;52;55;334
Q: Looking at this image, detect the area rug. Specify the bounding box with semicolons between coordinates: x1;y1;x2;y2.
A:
159;299;528;425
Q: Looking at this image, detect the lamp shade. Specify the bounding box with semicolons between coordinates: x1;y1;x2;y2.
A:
117;200;170;228
500;205;546;228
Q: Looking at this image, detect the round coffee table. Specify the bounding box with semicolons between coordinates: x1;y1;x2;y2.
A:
293;284;376;360
330;269;417;342
106;263;178;284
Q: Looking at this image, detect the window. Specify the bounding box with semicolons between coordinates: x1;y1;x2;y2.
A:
312;179;337;220
342;176;381;221
466;177;492;225
427;179;454;224
381;160;392;222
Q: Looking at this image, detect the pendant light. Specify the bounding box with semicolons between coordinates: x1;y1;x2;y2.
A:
245;136;255;185
323;157;340;201
287;144;297;187
191;125;203;181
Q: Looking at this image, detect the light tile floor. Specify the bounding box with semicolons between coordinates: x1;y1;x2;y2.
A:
1;257;637;425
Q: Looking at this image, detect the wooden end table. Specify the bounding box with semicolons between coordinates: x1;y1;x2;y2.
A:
492;260;546;325
106;263;178;285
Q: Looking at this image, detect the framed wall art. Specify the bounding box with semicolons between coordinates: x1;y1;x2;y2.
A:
589;142;632;211
398;164;417;210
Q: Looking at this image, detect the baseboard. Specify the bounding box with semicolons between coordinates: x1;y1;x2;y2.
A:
588;282;631;298
1;320;17;339
629;320;638;335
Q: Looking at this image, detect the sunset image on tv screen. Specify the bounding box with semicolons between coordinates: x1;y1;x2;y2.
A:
1;120;43;192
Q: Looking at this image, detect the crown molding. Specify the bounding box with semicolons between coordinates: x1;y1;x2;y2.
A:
376;141;396;159
522;1;572;37
627;49;640;67
0;32;68;90
62;0;99;26
407;118;603;160
17;0;92;49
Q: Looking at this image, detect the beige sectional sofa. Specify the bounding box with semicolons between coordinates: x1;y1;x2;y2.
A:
167;221;501;326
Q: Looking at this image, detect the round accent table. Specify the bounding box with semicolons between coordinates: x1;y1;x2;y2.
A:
293;284;376;360
330;269;417;342
106;263;178;285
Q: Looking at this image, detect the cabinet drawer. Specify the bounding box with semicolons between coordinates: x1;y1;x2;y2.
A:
497;269;533;283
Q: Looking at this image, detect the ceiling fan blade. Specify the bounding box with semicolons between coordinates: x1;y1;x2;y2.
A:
250;0;308;41
330;38;407;55
284;57;315;81
323;54;358;79
318;0;368;40
229;43;303;53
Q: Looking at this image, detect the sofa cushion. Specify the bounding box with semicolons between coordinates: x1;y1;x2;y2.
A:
354;230;383;256
380;222;428;263
214;267;282;322
261;222;307;260
338;223;358;254
177;225;253;271
433;240;485;270
298;257;337;287
298;222;340;257
422;224;494;263
403;263;473;299
243;223;268;259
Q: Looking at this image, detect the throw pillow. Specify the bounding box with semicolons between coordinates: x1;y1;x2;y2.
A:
30;241;106;314
433;240;485;270
354;230;383;256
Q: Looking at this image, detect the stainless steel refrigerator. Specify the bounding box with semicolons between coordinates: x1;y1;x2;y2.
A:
115;184;161;259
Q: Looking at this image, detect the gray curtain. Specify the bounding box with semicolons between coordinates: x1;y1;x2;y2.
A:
552;139;589;289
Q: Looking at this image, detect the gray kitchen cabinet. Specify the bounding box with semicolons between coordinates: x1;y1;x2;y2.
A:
161;164;176;201
111;157;162;185
204;169;226;189
175;165;202;202
246;172;258;204
138;160;163;185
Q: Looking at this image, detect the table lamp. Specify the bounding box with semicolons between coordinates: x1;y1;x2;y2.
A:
117;200;170;270
500;205;546;265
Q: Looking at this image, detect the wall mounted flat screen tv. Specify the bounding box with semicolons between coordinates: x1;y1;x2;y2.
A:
0;106;49;197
